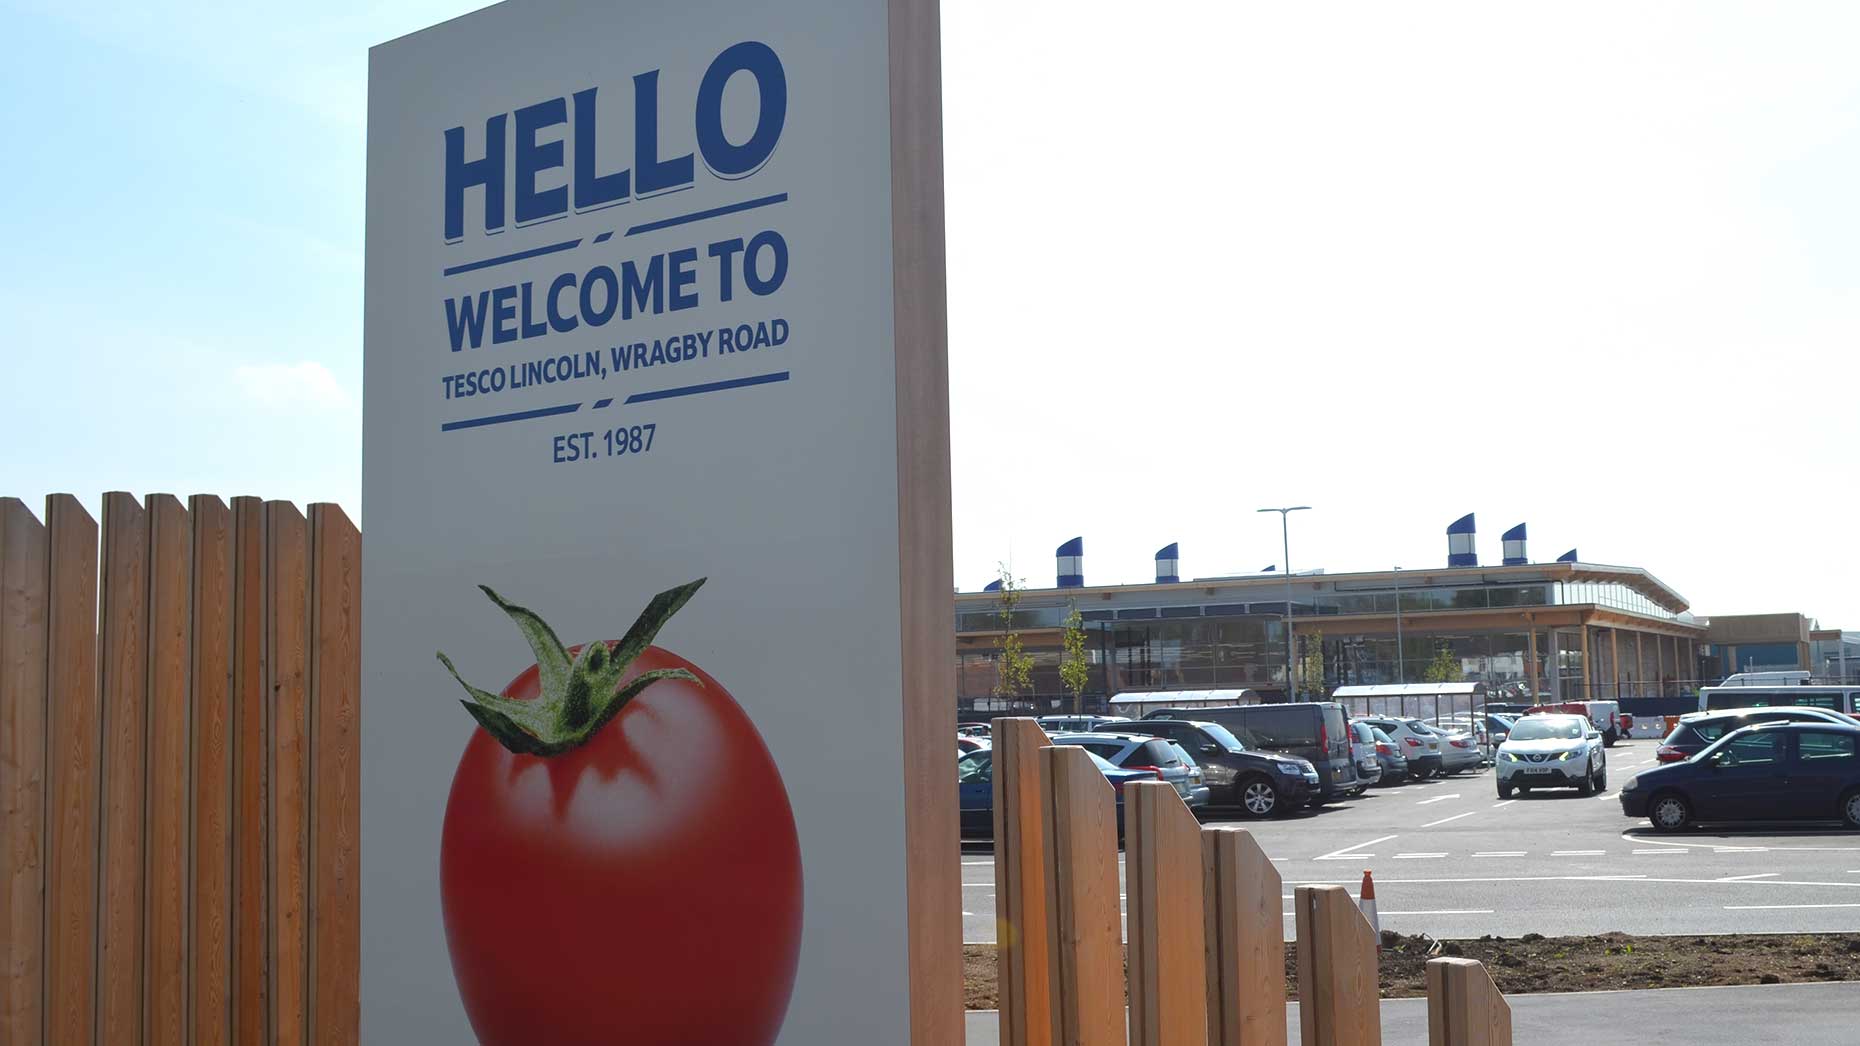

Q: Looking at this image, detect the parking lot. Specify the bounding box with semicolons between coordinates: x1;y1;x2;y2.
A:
962;739;1860;942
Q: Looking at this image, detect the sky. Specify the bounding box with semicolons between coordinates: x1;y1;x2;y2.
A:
3;1;1857;626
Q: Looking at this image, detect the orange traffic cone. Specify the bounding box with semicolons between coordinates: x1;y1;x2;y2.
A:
1359;870;1380;951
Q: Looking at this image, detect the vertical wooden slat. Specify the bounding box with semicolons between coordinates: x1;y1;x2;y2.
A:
989;718;1052;1046
43;495;99;1046
1;499;50;1046
307;504;360;1046
1203;827;1286;1046
1427;957;1511;1046
266;503;309;1046
189;496;234;1046
144;495;191;1046
1040;745;1123;1046
230;498;267;1046
97;492;149;1045
1294;886;1381;1046
1124;781;1208;1046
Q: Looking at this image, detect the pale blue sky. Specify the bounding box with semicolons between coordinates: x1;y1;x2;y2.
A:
4;1;1858;626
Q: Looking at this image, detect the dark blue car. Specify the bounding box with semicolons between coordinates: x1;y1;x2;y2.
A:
958;746;1153;838
1620;721;1860;831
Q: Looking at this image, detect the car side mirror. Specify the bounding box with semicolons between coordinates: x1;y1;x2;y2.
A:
1709;751;1728;770
1202;743;1221;754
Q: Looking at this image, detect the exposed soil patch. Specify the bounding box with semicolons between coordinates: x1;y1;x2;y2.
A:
962;931;1860;1010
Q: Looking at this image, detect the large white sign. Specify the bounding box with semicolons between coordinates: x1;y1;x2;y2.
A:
361;0;954;1041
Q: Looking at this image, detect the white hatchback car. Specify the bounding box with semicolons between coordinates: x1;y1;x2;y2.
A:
1357;716;1444;779
1495;714;1607;798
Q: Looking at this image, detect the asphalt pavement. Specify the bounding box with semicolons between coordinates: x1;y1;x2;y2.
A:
962;739;1860;942
964;981;1860;1045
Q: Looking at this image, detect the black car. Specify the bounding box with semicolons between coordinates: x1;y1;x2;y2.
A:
1144;702;1359;803
1137;719;1320;817
1654;707;1860;764
1621;721;1860;830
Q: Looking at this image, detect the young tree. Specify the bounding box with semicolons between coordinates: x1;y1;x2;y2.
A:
1296;629;1328;699
1059;603;1092;715
1422;641;1463;684
992;565;1035;703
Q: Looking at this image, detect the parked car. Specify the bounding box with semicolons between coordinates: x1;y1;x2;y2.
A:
1036;715;1131;732
1525;700;1623;746
956;746;1151;838
1495;714;1607;797
1048;733;1210;813
1622;721;1860;830
1356;716;1444;779
1143;703;1359;804
1427;723;1486;775
956;735;989;754
1368;725;1409;783
1134;719;1319;817
1347;721;1383;792
1655;706;1860;763
957;722;992;738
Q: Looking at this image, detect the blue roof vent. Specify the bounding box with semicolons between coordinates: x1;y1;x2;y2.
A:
1501;523;1528;566
983;579;1003;592
1056;537;1084;588
1155;543;1180;584
1447;513;1478;568
1261;564;1277;573
1557;548;1578;563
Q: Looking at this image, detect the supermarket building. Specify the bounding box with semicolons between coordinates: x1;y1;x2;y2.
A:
955;520;1714;716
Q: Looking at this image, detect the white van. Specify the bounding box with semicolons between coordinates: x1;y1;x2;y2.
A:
1720;670;1811;687
1699;685;1860;715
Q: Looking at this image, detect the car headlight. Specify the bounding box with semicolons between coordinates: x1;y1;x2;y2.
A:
1275;762;1302;775
1556;750;1578;761
1499;751;1518;762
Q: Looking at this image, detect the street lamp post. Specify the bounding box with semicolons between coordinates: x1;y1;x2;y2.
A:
1258;506;1311;700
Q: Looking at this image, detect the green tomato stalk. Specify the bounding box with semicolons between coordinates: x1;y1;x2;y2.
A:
438;579;706;757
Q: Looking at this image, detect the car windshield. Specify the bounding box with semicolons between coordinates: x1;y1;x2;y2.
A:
957;750;991;782
1403;720;1434;734
1084;750;1121;773
1507;717;1583;741
1198;723;1247;752
1370;727;1394;743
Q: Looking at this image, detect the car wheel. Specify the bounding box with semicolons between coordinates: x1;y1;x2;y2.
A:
1842;790;1860;830
1597;767;1607;792
1239;777;1280;819
1497;783;1513;799
1577;771;1595;797
1650;792;1692;832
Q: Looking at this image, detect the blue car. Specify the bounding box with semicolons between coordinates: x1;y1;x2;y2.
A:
958;746;1152;839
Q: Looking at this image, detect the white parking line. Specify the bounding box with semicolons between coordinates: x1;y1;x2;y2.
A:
1718;873;1781;882
1633;849;1686;855
1725;903;1860;911
1420;811;1478;829
1377;909;1495;916
1416;794;1460;806
1551;850;1606;856
1314;834;1398;862
1473;851;1527;858
1394;852;1448;859
1490;800;1517;810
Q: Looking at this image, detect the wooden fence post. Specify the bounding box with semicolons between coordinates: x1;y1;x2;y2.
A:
307;504;360;1046
1294;885;1381;1046
145;496;194;1046
265;502;310;1046
230;496;269;1046
1;499;49;1046
189;495;235;1046
1040;745;1124;1046
98;492;149;1046
1203;827;1286;1046
990;717;1053;1046
1125;780;1207;1046
43;495;99;1046
1427;958;1511;1046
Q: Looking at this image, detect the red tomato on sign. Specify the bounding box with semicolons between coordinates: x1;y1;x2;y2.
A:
437;582;802;1045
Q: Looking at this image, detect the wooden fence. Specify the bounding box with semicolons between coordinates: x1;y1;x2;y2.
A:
990;717;1512;1046
1;493;359;1046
